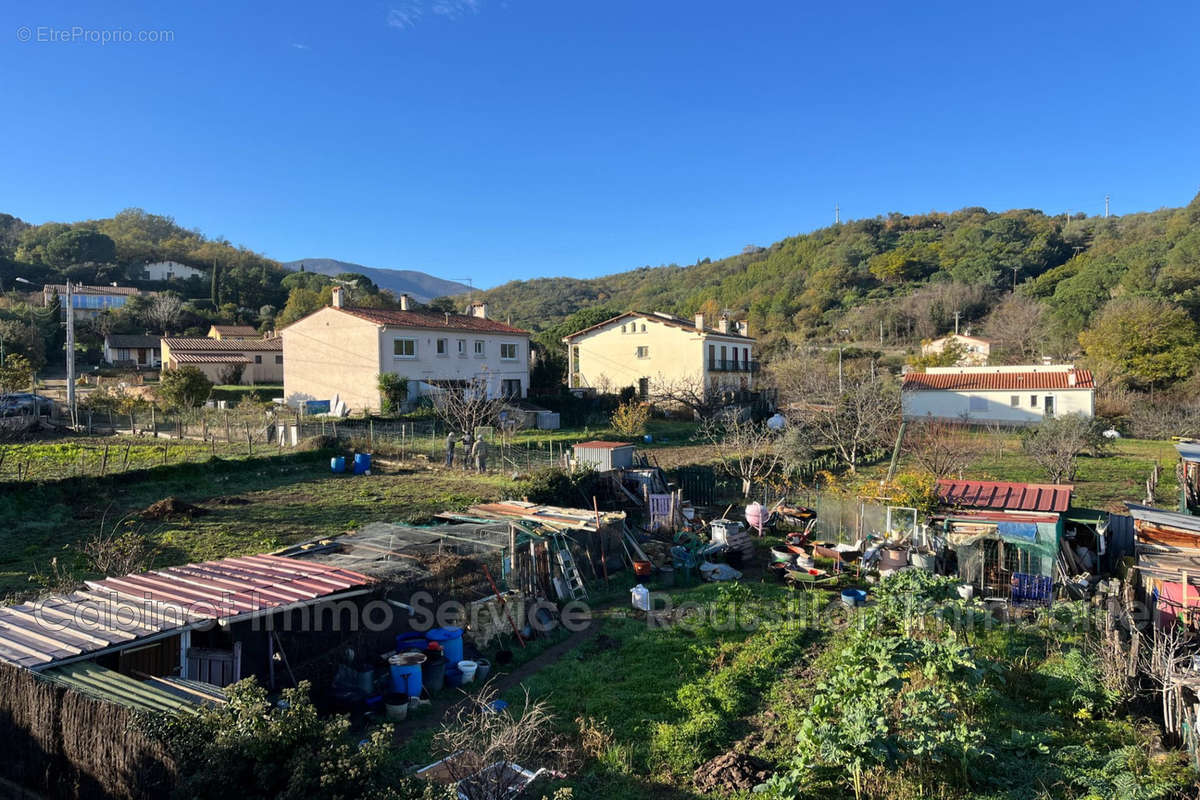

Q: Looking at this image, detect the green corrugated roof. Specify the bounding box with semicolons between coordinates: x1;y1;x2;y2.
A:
42;662;218;714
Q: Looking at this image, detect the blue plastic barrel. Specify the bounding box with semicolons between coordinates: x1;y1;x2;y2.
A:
353;453;372;474
330;456;346;473
427;627;464;665
389;654;424;698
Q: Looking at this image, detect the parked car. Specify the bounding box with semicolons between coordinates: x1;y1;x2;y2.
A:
0;393;53;418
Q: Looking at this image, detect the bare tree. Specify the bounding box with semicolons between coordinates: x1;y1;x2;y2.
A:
771;351;901;472
144;292;183;333
700;415;792;497
1020;413;1110;483
430;375;509;436
902;418;978;478
982;293;1047;364
431;684;575;800
649;374;719;419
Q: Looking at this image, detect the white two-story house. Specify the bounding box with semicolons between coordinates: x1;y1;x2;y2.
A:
281;288;531;413
562;310;756;398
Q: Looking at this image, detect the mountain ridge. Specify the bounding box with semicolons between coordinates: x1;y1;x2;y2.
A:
281;258;470;303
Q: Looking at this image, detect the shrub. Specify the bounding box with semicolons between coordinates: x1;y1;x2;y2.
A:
158;365;213;409
610;400;650;437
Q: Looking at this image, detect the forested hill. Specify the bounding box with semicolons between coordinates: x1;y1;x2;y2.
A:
281;258;469;302
478;192;1200;356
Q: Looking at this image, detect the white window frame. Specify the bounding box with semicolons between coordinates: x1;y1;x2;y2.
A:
474;340;485;358
393;338;417;359
457;338;467;358
1010;395;1019;407
500;343;518;361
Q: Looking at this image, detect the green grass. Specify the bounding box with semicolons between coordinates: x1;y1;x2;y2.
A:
863;434;1178;511
0;436;265;482
0;453;517;597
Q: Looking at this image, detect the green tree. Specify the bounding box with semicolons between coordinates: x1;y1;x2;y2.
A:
0;354;34;394
276;287;324;327
158;365;213;408
1079;297;1200;391
43;228;117;268
377;373;408;413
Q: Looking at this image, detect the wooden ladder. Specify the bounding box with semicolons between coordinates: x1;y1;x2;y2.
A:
552;533;588;602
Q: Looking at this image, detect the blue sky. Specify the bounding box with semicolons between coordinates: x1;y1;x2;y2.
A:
2;1;1198;288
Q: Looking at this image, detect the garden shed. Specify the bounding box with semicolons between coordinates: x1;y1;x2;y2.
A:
573;440;635;470
935;479;1072;600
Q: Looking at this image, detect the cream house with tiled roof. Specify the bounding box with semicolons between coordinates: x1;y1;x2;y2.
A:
280;289;531;413
902;365;1094;425
160;336;283;384
562;311;756;397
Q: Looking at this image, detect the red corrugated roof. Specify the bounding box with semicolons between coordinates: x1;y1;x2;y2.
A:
904;369;1093;391
336;306;530;335
936;479;1073;513
0;555;372;670
574;441;634;449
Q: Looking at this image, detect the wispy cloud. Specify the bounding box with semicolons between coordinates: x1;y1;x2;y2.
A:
387;2;424;30
290;42;311;50
387;0;483;31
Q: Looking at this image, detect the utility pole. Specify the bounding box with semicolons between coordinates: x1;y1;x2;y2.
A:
838;346;844;394
1012;266;1019;291
953;311;960;335
66;280;76;427
1104;194;1110;218
834;203;840;225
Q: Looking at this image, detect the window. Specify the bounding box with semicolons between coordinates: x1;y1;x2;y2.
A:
968;396;987;412
254;355;262;364
621;324;627;333
1010;395;1019;407
275;355;283;365
457;339;467;357
638;377;649;399
572;345;580;369
640;323;646;332
636;346;649;359
743;347;749;364
474;340;485;357
116;348;130;361
500;343;518;360
436;338;448;356
501;379;522;398
393;338;416;358
1029;395;1038;408
708;344;716;366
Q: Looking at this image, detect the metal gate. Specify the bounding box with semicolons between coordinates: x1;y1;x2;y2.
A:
675;466;716;506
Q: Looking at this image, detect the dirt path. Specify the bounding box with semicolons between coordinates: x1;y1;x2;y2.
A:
396;609;609;742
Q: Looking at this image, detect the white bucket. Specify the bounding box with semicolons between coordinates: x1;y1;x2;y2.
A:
631;584;651;611
458;660;479;684
385;699;409;721
957;584;974;601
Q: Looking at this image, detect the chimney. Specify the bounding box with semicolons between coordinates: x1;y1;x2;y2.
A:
694;313;705;331
734;320;749;337
718;314;730;334
470;302;489;319
331;285;344;309
400;293;411;311
1068;371;1076;387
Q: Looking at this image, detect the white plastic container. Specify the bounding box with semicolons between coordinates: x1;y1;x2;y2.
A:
957;584;974;601
631;584;651;612
457;660;478;684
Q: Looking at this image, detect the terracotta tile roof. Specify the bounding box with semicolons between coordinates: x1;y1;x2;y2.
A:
562;311;754;341
105;334;161;348
210;325;259;336
0;555;371;670
936;479;1074;513
162;337;282;351
171;353;252;364
46;284;147;296
903;369;1093;391
337;306;529;335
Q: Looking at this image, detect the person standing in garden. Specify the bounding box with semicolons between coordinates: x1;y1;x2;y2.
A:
444;431;456;468
471;435;486;473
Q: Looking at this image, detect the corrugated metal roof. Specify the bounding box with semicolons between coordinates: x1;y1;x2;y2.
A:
574;441;634;449
903;369;1094;391
1126;503;1200;533
937;479;1073;513
41;661;223;714
335;306;530;335
0;555;372;670
1176;442;1200;463
162;337;282;351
